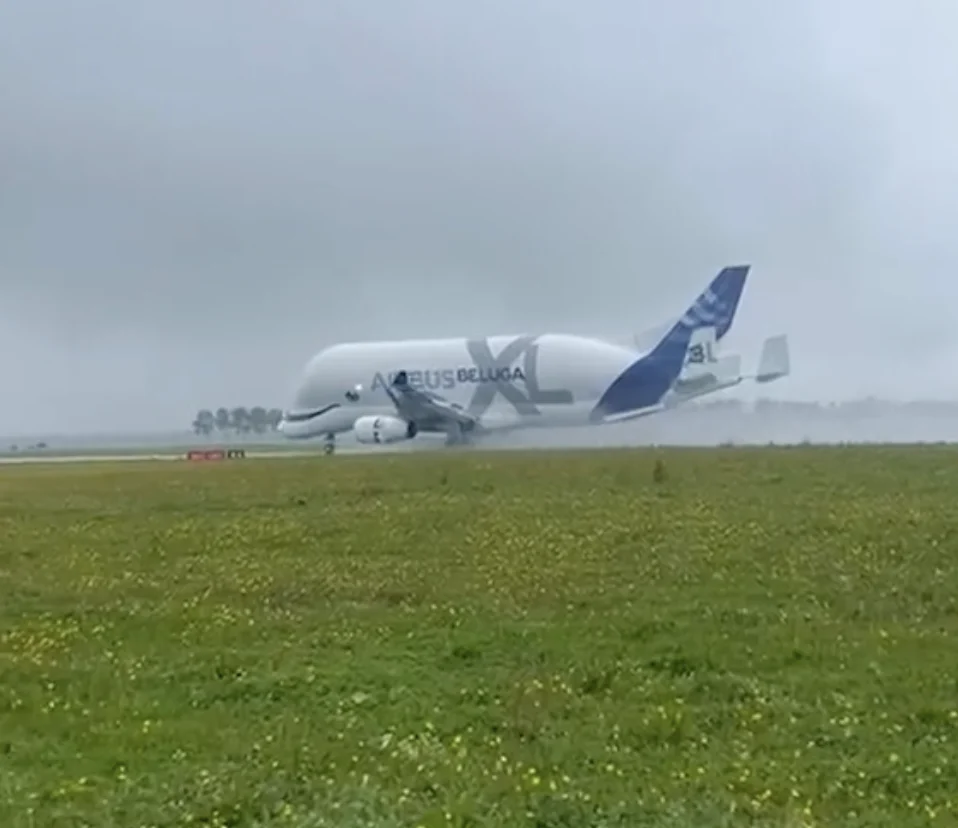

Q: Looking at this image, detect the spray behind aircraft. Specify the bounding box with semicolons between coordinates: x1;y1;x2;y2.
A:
281;265;790;453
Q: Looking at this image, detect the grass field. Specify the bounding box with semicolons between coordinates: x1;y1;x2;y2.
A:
2;447;958;827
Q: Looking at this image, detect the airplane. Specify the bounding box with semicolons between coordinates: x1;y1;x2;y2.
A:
279;264;790;453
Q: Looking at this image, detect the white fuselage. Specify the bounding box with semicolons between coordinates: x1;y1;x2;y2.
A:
281;333;641;440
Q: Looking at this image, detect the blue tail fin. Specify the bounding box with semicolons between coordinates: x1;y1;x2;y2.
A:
677;264;749;340
592;265;750;419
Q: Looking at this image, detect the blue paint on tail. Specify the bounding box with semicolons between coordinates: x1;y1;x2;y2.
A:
592;265;749;419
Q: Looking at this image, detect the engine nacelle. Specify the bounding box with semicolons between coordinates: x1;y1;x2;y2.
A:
353;415;417;445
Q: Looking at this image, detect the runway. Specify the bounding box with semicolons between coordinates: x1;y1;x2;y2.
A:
0;448;370;465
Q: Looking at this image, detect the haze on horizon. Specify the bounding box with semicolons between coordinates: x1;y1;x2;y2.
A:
2;0;958;437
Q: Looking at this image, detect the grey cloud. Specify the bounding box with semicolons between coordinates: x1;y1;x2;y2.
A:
1;0;957;434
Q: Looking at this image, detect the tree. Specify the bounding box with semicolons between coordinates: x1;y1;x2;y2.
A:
192;409;215;436
214;407;231;434
191;405;286;434
249;406;269;434
230;407;250;434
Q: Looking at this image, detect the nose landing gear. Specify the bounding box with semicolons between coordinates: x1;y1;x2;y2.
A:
323;433;336;456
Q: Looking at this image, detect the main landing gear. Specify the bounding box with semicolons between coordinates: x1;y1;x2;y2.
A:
444;423;473;448
323;433;336;456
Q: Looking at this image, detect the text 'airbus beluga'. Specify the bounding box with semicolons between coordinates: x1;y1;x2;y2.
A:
280;265;790;454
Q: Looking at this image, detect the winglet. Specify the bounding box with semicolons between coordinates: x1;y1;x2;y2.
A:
392;370;409;388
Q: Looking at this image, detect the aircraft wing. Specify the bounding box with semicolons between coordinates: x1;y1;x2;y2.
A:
384;370;479;429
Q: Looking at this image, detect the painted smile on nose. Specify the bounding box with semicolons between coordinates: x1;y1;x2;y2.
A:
282;403;340;423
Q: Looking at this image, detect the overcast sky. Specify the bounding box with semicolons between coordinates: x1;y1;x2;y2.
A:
2;0;957;435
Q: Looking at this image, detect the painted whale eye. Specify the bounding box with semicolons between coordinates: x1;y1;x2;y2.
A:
345;388;360;402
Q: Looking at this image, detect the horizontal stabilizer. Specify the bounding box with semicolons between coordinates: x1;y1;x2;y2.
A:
666;352;744;404
755;334;790;383
719;353;741;381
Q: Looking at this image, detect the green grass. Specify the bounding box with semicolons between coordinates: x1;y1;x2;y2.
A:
2;446;958;827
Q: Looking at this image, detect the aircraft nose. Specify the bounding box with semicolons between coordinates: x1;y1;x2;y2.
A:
278;416;311;439
277;410;309;439
278;403;341;439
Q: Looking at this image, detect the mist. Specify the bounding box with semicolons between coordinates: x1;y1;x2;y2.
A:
3;0;958;437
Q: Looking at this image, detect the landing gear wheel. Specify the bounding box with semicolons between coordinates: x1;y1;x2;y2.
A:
444;424;473;447
323;434;335;456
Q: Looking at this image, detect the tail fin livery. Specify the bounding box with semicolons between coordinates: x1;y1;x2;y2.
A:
592;265;750;420
677;264;749;340
680;326;719;382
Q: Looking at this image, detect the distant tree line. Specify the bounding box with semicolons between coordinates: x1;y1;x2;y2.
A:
191;407;284;436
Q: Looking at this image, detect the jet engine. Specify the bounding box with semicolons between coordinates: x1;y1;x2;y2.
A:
353;415;417;445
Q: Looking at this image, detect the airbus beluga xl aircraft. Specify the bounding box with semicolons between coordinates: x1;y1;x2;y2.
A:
280;264;790;453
